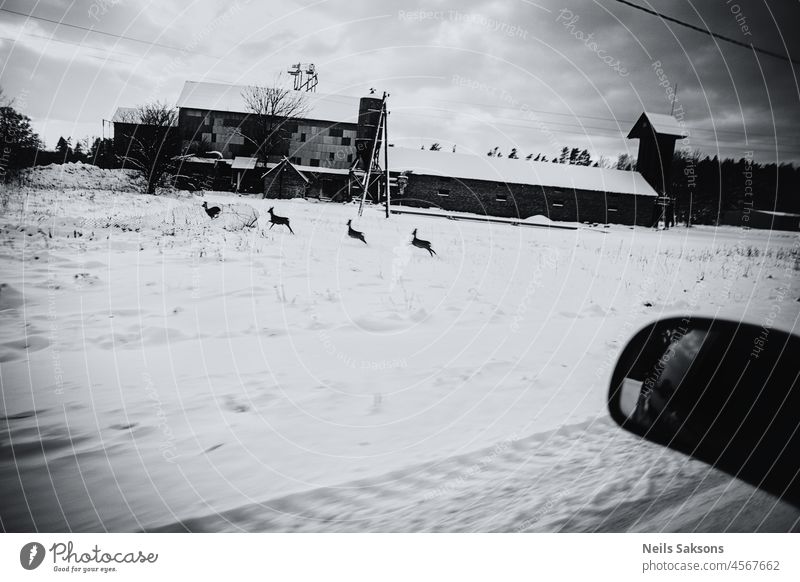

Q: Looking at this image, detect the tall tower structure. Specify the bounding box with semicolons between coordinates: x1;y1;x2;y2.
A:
627;111;684;227
350;92;390;217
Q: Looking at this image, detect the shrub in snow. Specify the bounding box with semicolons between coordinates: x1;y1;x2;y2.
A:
163;201;259;232
20;163;147;192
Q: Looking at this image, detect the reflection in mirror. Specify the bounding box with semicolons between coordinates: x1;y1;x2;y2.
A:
608;318;800;507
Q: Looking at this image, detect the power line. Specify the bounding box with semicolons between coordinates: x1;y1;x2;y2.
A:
614;0;799;65
0;7;223;60
1;32;142;62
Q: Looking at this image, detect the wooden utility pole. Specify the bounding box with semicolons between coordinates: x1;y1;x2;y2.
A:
383;102;390;218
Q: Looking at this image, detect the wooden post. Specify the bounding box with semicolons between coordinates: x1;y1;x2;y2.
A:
383;100;390;218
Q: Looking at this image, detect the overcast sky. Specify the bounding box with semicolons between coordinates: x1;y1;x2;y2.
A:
1;0;798;163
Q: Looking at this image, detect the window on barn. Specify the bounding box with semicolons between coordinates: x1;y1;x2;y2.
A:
300;133;306;142
329;152;335;160
329;128;343;138
347;154;353;162
341;137;351;146
438;189;450;196
309;159;320;167
290;157;301;164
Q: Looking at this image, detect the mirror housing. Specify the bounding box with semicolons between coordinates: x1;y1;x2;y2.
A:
608;317;800;506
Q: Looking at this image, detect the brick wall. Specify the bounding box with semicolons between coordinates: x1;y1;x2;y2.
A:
393;173;654;226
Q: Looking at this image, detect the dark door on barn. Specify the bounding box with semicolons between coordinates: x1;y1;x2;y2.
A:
321;178;341;199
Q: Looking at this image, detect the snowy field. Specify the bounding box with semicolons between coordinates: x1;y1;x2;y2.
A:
1;174;799;532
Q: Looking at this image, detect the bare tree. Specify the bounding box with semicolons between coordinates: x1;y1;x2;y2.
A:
117;102;178;193
240;75;309;164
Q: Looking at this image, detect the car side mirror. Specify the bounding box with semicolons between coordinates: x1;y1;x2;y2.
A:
608;317;800;506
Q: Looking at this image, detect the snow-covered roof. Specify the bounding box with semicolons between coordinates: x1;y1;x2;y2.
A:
628;111;686;138
388;148;658;197
262;158;310;183
111;106;179;125
176;81;360;124
260;159;353;179
292;164;351;176
231;156;258;170
111;106;139;123
753;209;800;218
173;155;218;165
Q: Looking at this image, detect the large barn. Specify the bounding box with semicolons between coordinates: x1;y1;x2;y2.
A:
387;148;659;226
174;81;360;168
113;80;363;192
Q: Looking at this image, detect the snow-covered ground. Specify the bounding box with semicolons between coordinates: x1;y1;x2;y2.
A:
1;180;798;532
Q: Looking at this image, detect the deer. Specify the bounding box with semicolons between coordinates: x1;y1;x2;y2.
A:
411;228;436;256
346;220;367;245
267;207;294;234
202;201;221;219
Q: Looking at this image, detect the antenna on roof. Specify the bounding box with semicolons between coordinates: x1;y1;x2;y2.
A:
287;62;318;92
670;82;678;117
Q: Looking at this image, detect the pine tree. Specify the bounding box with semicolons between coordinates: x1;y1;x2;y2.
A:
429;142;441;151
0;99;42;180
55;136;72;162
569;147;580;165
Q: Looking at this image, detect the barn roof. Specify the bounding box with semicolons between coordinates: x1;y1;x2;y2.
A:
262;158;310;183
231;156;258;170
176;81;360;124
111;106;138;123
111;106;179;126
627;111;686;138
388;148;658;197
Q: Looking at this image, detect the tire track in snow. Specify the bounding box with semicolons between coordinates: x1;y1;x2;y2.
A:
151;418;798;532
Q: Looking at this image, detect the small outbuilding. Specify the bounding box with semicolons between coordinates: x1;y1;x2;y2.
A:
262;158;310;199
262;158;354;200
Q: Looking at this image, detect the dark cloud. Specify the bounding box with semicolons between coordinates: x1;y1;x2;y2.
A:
0;0;797;161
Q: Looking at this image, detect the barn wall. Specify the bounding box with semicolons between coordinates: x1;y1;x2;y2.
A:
178;107;357;168
394;173;654;226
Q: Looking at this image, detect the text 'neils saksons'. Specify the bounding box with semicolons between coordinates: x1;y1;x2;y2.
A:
643;543;724;554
